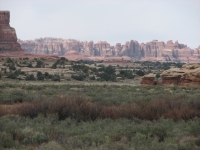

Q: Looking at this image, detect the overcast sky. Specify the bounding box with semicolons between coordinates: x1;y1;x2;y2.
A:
0;0;200;48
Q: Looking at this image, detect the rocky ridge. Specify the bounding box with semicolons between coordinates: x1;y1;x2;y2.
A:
141;63;200;86
19;38;200;62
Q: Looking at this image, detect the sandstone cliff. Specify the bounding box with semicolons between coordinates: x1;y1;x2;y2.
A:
19;38;200;62
0;11;23;51
141;63;200;86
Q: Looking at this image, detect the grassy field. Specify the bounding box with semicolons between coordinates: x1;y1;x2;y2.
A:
0;57;198;149
0;83;200;149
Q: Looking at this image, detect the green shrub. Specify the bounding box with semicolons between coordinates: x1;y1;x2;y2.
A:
71;74;86;81
156;73;160;79
7;72;17;79
27;63;33;68
44;72;49;78
36;60;44;68
26;74;36;81
90;76;95;80
118;70;134;79
0;132;18;148
9;64;16;70
51;74;60;81
32;132;49;145
37;71;45;81
136;70;145;76
6;57;13;63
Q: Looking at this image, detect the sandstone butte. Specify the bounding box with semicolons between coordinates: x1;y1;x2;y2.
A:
0;11;58;59
141;63;200;86
19;38;200;62
0;11;23;52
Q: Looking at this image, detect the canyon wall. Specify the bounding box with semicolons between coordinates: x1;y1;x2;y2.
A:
19;38;200;62
0;11;23;51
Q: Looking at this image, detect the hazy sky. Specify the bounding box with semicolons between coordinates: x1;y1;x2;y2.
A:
0;0;200;48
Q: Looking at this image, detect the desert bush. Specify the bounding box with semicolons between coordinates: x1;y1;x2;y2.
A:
7;72;17;79
26;74;36;81
6;57;13;63
37;71;45;81
27;63;33;68
118;70;134;79
90;76;95;80
36;60;44;68
51;74;60;81
0;131;19;148
14;69;25;75
22;132;49;145
136;69;145;76
8;63;16;70
44;72;49;79
71;74;86;81
156;73;160;79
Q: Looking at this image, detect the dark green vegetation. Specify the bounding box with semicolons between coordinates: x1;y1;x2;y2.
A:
0;83;200;149
0;57;185;82
1;115;200;150
138;61;184;71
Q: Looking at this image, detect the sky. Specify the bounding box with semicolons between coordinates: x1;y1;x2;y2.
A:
0;0;200;48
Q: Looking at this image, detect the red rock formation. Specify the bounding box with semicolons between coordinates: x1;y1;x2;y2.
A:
140;74;158;85
94;41;114;56
19;38;200;62
0;11;23;51
141;64;200;86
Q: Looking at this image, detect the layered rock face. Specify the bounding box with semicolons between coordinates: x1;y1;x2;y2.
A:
141;64;200;86
19;38;200;62
140;74;157;85
0;11;23;51
161;64;200;86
